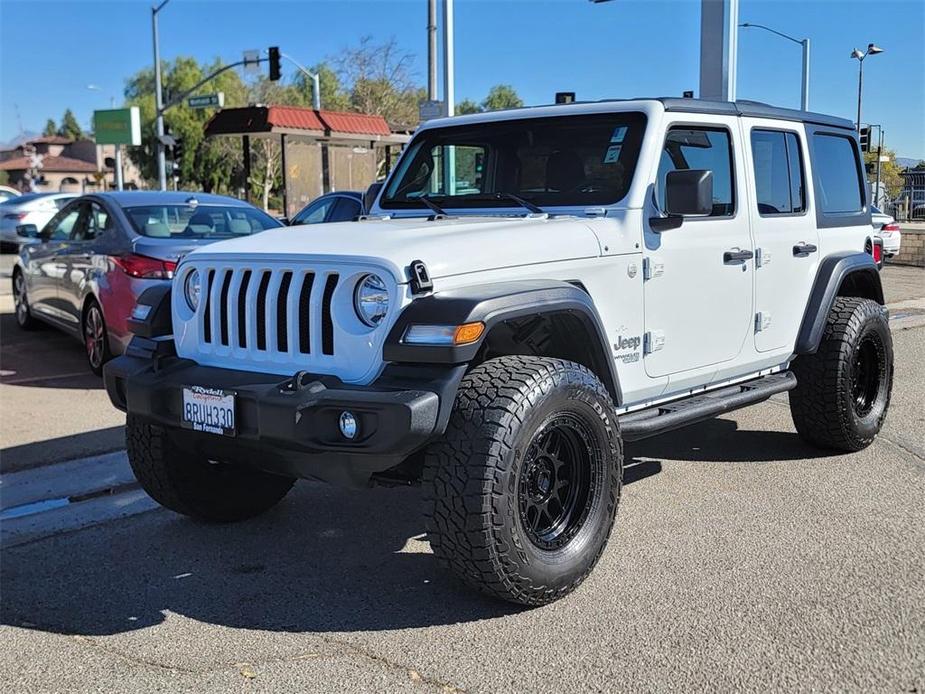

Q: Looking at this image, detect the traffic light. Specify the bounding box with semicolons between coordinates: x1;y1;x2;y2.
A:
268;46;281;81
859;126;871;152
172;138;184;168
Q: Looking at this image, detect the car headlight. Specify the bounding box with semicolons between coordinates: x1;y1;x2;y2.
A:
354;273;389;327
183;269;201;312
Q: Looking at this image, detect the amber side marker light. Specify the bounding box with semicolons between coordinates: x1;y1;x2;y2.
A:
403;322;485;346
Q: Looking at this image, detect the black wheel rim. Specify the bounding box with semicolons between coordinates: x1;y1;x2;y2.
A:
13;274;27;324
852;333;883;418
518;413;595;551
85;306;105;369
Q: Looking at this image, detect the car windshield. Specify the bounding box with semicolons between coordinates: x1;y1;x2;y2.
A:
124;204;281;238
381;112;647;210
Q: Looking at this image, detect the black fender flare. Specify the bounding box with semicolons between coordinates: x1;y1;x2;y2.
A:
794;252;883;355
384;279;621;403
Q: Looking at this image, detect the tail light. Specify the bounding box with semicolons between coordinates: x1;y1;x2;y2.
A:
866;237;883;269
112;254;177;279
881;222;900;233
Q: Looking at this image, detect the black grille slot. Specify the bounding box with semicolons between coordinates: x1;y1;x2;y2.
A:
255;271;271;351
203;269;215;343
218;270;232;345
237;270;251;348
276;271;293;352
321;273;338;356
298;273;315;353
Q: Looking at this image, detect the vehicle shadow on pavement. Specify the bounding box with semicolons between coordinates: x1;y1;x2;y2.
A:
624;417;838;464
0;427;127;473
0;312;101;389
0;459;662;637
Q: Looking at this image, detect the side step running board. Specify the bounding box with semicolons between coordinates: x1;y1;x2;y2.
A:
619;371;797;442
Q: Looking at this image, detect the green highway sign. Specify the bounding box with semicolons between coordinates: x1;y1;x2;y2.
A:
93;107;141;146
188;93;225;109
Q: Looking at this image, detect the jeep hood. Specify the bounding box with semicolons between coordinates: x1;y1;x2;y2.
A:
185;215;602;283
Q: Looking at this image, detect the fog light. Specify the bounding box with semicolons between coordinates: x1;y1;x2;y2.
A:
339;411;358;440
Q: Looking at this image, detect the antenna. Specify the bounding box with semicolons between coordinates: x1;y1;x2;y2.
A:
14;103;24;135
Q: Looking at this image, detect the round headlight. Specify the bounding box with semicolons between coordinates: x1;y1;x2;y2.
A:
184;269;201;312
354;273;389;327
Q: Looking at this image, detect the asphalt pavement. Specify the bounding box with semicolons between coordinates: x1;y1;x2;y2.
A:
0;253;923;692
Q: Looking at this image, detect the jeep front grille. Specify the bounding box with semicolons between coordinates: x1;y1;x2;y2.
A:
197;266;339;357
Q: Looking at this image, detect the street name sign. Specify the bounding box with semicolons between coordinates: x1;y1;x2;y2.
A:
188;93;225;109
93;107;142;146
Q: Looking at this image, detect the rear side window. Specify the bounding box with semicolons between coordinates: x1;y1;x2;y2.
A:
658;127;735;217
811;133;864;214
751;130;805;215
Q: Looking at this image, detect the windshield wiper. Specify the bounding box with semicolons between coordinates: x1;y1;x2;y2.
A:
413;195;448;217
467;192;545;215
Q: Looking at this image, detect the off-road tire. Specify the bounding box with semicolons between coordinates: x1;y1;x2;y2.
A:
423;356;623;606
12;269;38;330
126;415;296;522
789;297;893;452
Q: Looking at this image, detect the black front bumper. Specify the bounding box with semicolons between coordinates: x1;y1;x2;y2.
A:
105;338;465;487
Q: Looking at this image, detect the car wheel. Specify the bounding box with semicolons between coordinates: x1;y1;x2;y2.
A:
423;355;623;606
83;299;112;376
126;415;296;522
789;297;893;452
12;270;38;330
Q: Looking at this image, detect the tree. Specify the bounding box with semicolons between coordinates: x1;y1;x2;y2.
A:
455;98;481;115
481;84;523;112
58;109;83;140
43;119;57;137
864;148;904;200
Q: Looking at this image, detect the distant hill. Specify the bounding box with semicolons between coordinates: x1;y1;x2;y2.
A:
896;157;923;170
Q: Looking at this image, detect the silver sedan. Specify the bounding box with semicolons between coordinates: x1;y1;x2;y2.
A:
12;191;283;375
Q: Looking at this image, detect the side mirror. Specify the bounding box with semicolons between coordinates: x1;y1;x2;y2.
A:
363;181;384;213
16;224;39;239
665;169;713;216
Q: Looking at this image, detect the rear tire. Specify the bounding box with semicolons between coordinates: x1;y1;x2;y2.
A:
126;415;296;522
789;297;893;452
83;299;111;377
423;356;623;606
12;269;38;330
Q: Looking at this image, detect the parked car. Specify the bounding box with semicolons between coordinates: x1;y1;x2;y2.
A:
12;191;283;375
0;185;21;203
0;193;76;250
290;191;365;225
870;205;901;257
106;98;891;606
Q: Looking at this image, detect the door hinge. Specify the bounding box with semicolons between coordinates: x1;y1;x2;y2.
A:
755;247;772;267
644;330;665;354
755;312;772;332
642;257;664;280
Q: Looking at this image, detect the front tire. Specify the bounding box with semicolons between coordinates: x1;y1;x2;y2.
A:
126;415;296;522
789;297;893;452
423;356;623;606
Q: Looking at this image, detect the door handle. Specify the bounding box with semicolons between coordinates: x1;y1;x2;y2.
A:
792;243;818;257
723;249;754;264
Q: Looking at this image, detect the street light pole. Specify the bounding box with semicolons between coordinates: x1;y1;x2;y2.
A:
739;22;810;110
278;52;321;109
152;0;171;191
850;43;883;134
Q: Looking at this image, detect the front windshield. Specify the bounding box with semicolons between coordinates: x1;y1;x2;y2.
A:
124;204;281;239
381;112;646;210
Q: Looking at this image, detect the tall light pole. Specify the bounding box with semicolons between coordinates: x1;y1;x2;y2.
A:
739;23;810;111
427;0;437;101
851;43;883;133
442;0;455;117
277;52;321;109
152;0;171;191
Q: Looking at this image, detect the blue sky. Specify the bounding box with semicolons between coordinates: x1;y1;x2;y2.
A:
1;0;923;158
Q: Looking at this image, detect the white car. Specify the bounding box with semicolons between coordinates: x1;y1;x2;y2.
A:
870;206;901;257
105;98;892;606
0;193;76;248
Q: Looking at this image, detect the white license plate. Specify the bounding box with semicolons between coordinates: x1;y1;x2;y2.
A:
181;386;236;436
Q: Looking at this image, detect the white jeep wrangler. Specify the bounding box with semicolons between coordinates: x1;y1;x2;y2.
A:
106;98;892;606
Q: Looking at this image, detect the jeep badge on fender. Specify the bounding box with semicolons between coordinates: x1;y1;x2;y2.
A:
105;97;892;607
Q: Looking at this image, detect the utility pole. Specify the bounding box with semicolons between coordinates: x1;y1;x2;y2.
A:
442;0;455;117
875;128;884;207
427;0;437;100
152;0;171;191
699;0;738;101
